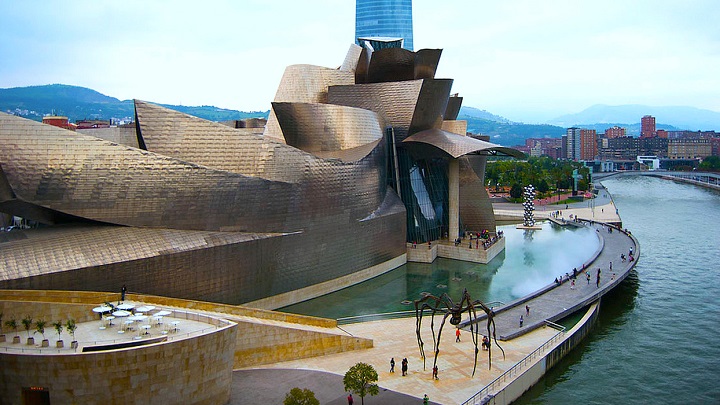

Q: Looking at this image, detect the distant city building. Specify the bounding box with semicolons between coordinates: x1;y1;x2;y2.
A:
579;129;597;161
637;155;660;170
641;115;656;138
656;129;668;139
711;137;720;157
668;138;712;159
604;126;626;139
565;127;581;160
356;0;414;50
42;115;74;130
76;119;110;129
638;136;668;158
600;136;639;161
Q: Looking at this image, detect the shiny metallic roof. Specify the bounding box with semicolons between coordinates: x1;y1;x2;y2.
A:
401;128;525;159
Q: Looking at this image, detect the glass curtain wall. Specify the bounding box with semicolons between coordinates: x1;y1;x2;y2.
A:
395;148;451;243
355;0;414;51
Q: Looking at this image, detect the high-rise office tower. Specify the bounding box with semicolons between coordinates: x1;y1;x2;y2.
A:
355;0;414;50
641;115;656;138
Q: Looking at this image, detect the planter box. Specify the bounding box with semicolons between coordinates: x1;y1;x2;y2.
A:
12;336;20;344
26;337;35;345
71;341;79;349
0;334;5;343
41;339;49;347
56;340;64;348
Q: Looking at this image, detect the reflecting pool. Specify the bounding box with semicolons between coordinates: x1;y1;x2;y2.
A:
280;221;600;319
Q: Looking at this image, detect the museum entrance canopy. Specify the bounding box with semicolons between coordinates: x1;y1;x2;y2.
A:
401;128;526;159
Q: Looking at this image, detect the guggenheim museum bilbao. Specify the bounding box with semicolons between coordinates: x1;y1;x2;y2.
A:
0;44;521;308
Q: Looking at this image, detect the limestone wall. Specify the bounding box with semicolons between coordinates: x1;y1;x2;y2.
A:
233;321;372;368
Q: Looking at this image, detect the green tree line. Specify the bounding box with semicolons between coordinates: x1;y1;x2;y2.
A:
485;156;591;197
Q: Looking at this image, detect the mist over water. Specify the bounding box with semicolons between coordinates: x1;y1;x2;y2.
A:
281;221;599;320
515;175;720;404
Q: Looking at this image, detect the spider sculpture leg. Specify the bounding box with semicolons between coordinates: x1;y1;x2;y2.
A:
466;300;481;377
415;293;454;371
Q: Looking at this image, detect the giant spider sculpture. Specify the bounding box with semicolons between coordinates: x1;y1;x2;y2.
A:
415;288;505;377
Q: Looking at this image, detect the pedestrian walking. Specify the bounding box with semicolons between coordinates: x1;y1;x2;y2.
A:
347;393;353;405
390;357;395;373
423;394;429;405
455;328;461;342
401;358;408;376
610;261;613;272
519;315;524;327
587;272;590;284
121;284;127;301
596;273;601;288
571;279;575;289
525;304;530;317
432;365;439;380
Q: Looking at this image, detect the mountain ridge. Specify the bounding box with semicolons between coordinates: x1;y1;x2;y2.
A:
2;84;717;147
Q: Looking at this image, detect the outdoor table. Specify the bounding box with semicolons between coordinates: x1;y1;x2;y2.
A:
92;305;112;314
154;310;171;317
117;303;135;311
152;316;163;326
112;310;131;317
170;321;180;333
140;324;151;335
105;315;116;326
135;305;156;313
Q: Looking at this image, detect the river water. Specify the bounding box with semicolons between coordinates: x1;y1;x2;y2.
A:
515;175;720;404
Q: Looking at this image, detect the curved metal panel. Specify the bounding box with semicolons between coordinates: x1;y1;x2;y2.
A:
263;64;355;141
329;80;424;129
367;47;416;83
459;156;496;233
414;49;442;79
0;113;388;234
355;47;371;84
402;128;526;159
444;95;463;120
409;79;454;135
272;102;384;156
441;120;467;136
340;43;363;72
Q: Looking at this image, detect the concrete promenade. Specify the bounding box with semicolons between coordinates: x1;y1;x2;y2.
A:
231;193;639;404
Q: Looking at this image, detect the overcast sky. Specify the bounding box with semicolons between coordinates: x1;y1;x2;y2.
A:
1;0;718;123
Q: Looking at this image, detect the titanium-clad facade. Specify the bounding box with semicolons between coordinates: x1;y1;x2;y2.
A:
0;43;519;306
356;0;414;50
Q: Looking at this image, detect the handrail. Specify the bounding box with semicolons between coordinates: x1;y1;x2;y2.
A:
337;301;507;326
462;328;566;405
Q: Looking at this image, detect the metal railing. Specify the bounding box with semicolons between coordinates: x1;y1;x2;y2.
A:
337;301;506;326
462;325;566;405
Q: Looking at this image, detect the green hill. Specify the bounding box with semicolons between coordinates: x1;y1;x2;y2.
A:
0;84;269;123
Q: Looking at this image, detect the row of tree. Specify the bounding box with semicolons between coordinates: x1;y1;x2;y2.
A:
485;156;591;198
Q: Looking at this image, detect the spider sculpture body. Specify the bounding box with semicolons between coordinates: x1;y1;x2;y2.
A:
414;288;505;377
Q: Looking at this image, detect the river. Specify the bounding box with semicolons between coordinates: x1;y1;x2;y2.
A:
514;175;720;404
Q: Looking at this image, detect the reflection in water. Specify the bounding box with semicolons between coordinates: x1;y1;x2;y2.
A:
523;229;536;267
280;221;599;319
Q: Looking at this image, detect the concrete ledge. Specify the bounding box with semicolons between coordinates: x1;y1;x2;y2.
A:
244;254;407;310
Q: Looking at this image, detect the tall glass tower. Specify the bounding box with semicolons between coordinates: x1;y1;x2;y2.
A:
355;0;414;51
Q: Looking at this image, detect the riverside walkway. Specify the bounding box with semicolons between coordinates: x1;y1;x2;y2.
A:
232;197;638;404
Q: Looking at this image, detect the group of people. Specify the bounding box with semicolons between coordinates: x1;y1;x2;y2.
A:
389;357;409;376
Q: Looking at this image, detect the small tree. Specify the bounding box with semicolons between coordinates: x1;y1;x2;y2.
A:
21;315;33;339
283;387;319;405
35;319;47;340
6;318;19;337
66;319;77;342
343;362;379;405
52;321;64;340
509;183;523;199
